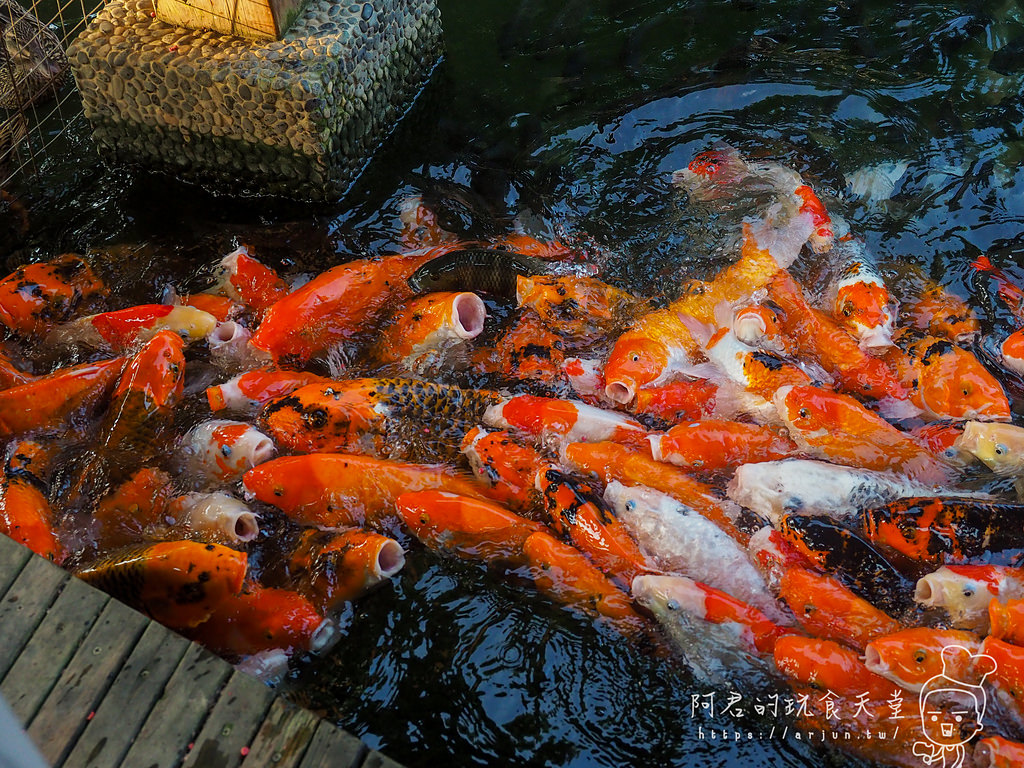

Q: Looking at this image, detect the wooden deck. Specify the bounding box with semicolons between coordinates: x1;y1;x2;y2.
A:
0;534;405;768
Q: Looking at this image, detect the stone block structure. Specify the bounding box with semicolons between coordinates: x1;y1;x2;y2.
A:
68;0;442;200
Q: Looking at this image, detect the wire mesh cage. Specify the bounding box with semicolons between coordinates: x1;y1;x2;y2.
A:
0;0;101;192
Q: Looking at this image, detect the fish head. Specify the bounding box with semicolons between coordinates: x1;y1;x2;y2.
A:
914;566;998;629
1001;328;1024;376
631;574;706;620
834;277;895;348
732;304;780;346
773;384;837;440
863;628;980;692
955;421;1024;474
604;337;670;404
792;185;834;253
115;330;186;406
914;341;1010;422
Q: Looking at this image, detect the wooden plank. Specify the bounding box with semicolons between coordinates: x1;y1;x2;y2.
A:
1;575;108;723
0;534;32;596
181;670;275;768
62;623;191;768
152;0;309;41
298;720;366;768
0;554;68;680
28;597;149;767
119;641;231;768
361;751;407;768
238;697;319;768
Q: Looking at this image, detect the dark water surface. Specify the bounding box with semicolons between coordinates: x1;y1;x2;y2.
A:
5;1;1024;766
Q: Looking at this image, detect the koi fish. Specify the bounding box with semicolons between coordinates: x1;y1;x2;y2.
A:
979;636;1024;720
824;238;895;349
460;427;544;513
915;565;1024;632
212;245;290;315
50;304;218;351
767;270;907;401
779;567;900;650
250;250;431;365
774;385;950;484
730;303;793;355
176;292;238;322
185;585;334;657
0;253;106;337
903;283;980;343
605;482;787;624
206;320;263;371
975;736;1024;768
287;527;405;610
179;420;275;484
745;526;815;591
205;365;332;413
370;291;487;370
862;497;1024;566
166;492;259;544
989;597;1024;647
75;540;247;630
630;378;718;423
473;311;567;387
521;531;648;636
773;636;897;698
490;233;572;261
971;254;1024;322
560;440;746;544
912;422;971;465
396;490;545;565
242;453;490;528
484;394;648;447
778;514;915;616
998;327;1024;377
535;468;653;588
0;440;61;561
516;274;643;343
407;247;547;298
260;378;500;463
863;628;983;692
92;467;173;551
648;419;797;471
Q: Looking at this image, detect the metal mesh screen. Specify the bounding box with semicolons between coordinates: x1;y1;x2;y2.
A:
0;0;101;189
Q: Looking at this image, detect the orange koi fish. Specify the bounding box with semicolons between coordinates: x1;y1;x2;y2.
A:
730;303;794;355
516;274;643;343
484;393;647;447
242;453;490;528
917;565;1024;633
521;531;647;635
632;574;787;654
288;528;405;610
460;427;544;513
863;628;983;692
490;232;572;261
535;468;652;588
0;253;106;337
768;270;907;400
75;540;247;630
630;378;718;423
773;636;897;699
779;567;900;650
648;419;797;471
99;330;185;455
166;492;259;545
371;291;487;370
990;598;1024;647
745;526;816;591
0;349;35;389
911;422;968;463
180;420;275;484
206;365;332;413
862;497;1024;566
396;490;546;564
998;327;1024;378
975;736;1024;768
473;311;566;386
826;238;895;349
971;255;1024;322
903;283;980;343
250;250;431;365
560;440;745;544
186;585;333;657
0;357;124;438
92;467;174;551
53;304;217;351
213;245;290;315
0;440;61;561
774;384;950;484
260;378;499;463
177;292;238;322
980;636;1024;719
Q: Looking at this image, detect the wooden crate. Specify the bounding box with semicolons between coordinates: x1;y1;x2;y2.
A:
153;0;310;40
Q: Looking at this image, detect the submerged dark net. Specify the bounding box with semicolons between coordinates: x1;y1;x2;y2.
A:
0;0;68;110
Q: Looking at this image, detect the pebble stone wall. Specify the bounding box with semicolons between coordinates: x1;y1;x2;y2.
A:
68;0;442;200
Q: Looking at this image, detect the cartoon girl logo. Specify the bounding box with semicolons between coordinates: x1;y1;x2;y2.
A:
912;645;997;768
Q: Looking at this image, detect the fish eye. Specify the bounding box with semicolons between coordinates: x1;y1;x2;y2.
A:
996;443;1008;456
963;587;974;598
625;501;636;511
666;599;680;611
841;304;853;317
798;407;810;420
631;354;640;362
914;650;927;664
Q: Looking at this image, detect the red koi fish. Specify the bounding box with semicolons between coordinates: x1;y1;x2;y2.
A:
773;636;897;698
560;440;745;544
630;378;718;423
975;736;1024;768
212;245;290;315
774;384;950;484
250;250;432;365
180;420;275;484
92;467;174;551
186;585;333;657
971;255;1024;322
0;254;106;337
535;468;653;587
989;597;1024;647
779;567;900;651
370;291;487;370
826;238;895;349
980;636;1024;720
998;327;1024;378
54;304;217;351
0;357;124;438
767;270;907;401
461;427;544;513
397;490;547;564
904;283;980;343
484;393;647;447
0;440;61;561
473;311;566;386
516;274;643;343
206;365;332;413
916;565;1024;632
863;628;983;692
288;528;405;610
648;419;797;471
745;526;816;591
75;540;247;630
242;453;490;528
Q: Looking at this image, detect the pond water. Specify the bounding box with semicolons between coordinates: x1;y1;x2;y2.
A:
4;1;1024;766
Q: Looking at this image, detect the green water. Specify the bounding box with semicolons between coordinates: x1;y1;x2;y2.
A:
4;1;1024;766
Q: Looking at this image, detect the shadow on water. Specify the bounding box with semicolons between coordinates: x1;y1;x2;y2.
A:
5;1;1024;766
